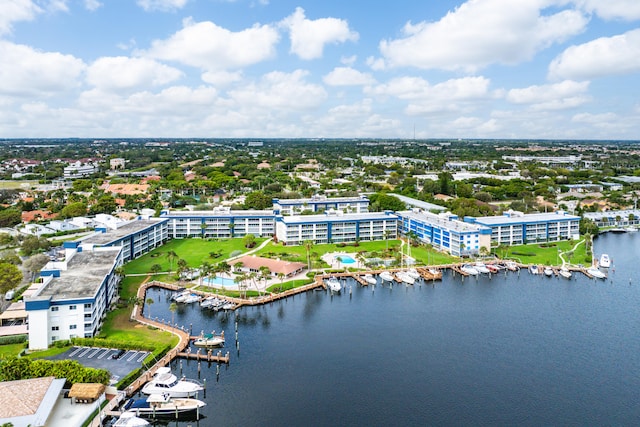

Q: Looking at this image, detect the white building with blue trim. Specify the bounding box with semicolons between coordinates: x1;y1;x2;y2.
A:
465;210;580;245
273;195;370;216
397;209;492;257
160;207;275;238
275;210;398;245
25;243;123;350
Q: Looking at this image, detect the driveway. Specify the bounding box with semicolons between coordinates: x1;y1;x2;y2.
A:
48;346;149;383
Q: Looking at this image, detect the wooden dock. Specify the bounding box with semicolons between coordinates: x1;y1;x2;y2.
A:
177;350;230;364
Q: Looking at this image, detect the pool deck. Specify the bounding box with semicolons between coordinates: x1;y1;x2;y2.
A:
321;252;364;269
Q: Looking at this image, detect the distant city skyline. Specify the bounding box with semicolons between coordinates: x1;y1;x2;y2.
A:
1;0;639;139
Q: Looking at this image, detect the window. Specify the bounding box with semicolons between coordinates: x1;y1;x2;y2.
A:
69;305;76;310
70;324;77;330
51;326;59;331
51;306;59;312
84;303;92;309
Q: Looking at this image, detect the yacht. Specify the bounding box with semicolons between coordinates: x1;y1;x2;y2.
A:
587;266;607;279
193;331;225;347
505;261;519;271
599;254;611;268
559;267;572;279
113;412;150;426
396;271;415;285
529;265;539;275
326;277;342;292
141;367;204;398
544;267;554;277
406;269;421;280
363;274;377;285
474;262;490;274
122;393;206;418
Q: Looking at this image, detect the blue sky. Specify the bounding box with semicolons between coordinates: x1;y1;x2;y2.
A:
1;0;639;140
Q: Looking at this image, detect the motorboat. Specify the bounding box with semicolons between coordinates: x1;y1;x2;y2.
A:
529;265;539;275
559;267;572;279
221;302;236;310
193;331;225;347
587;267;607;279
486;264;500;274
474;262;490;274
326;277;342;292
544;267;554;277
171;289;189;302
363;274;377;285
396;271;415;285
141;367;204;398
460;264;479;276
625;226;637;232
200;296;221;309
379;271;394;282
178;293;200;304
599;254;611;268
505;261;519;271
428;267;441;276
113;412;150;426
406;269;421;280
123;393;206;418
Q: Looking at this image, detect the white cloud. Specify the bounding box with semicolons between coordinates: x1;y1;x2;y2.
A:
507;80;590;110
549;29;640;80
0;0;42;35
572;112;618;123
574;0;640;21
137;0;187;12
323;67;376;86
84;0;102;11
86;56;183;91
201;70;243;86
144;18;279;70
0;40;85;97
378;0;588;71
280;7;358;60
228;69;327;110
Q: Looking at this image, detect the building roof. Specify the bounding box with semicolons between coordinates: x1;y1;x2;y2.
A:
399;210;488;234
68;383;105;401
0;376;65;426
81;219;167;246
473;211;580;225
277;211;397;224
229;255;305;276
32;248;121;302
274;195;368;205
162;209;274;218
388;194;447;212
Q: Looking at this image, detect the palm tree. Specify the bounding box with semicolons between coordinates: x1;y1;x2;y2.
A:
303;240;313;271
145;297;154;317
277;272;285;292
150;264;161;276
199;261;212;286
259;266;271;295
166;250;178;272
169;302;177;325
234;273;248;299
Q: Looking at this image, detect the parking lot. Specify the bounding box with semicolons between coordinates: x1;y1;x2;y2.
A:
48;347;150;382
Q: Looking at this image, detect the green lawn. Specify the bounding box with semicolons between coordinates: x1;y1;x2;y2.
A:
124;238;264;274
100;307;178;348
0;342;27;358
498;239;589;266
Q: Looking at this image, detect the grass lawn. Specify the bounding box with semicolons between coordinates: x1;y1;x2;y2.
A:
124;238;264;274
0;342;27;358
101;307;178;349
499;239;589;266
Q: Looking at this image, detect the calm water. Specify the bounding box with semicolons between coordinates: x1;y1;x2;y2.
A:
140;233;640;426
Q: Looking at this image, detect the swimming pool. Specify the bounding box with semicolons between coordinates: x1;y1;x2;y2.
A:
202;276;236;287
335;255;356;264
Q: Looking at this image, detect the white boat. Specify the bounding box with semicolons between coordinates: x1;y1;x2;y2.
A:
587;267;607;279
559;267;572;279
193;330;225;347
113;412;150;426
505;261;518;271
544;267;554;277
221;302;236;310
200;296;220;309
474;262;490;274
363;274;377;285
326;277;342;292
625;226;637;232
123;393;206;418
180;293;201;304
171;290;189;302
379;271;394;282
141;367;204;398
460;264;479;275
599;254;611;268
406;269;421;280
529;265;539;275
396;271;415;285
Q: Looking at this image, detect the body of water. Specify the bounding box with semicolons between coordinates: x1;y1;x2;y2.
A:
202;276;235;287
139;233;640;426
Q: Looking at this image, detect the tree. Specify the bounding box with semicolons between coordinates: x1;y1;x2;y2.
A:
20;235;51;256
0;209;21;227
145;297;154;317
89;194;117;215
0;262;23;294
58;202;87;219
166;250;178;272
150;264;161;276
169;302;178;325
242;233;256;249
369;193;406;212
22;253;49;281
303;240;313;271
0;250;21;266
244;191;272;210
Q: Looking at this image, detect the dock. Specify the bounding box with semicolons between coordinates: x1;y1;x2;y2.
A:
177;349;230;364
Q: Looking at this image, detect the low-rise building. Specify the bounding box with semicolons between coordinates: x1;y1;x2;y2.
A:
161;207;275;238
273;195;369;215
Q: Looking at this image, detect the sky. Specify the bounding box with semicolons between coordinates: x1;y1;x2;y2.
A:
1;0;640;140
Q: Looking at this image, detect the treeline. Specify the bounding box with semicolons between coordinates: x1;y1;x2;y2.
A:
0;357;110;385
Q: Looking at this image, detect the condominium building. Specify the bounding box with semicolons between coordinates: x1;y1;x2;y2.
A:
275;210;398;245
272;195;370;215
160;207;275;238
397;209;492;257
465;210;580;245
25;245;123;350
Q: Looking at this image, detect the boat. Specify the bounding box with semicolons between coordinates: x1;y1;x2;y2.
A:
529;265;539;275
586;267;607;279
180;293;201;304
141;367;204;398
625;226;637;232
559;267;572;279
544;267;554;277
473;262;490;274
428;267;440;276
122;393;206;418
486;264;500;274
221;302;236;310
171;289;189;302
379;271;394;282
599;254;611;268
200;296;221;309
396;271;415;285
326;277;342;292
460;264;479;275
505;261;519;271
113;412;150;426
193;330;225;347
406;269;421;280
363;274;377;285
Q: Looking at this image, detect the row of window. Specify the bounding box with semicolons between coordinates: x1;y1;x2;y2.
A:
51;325;77;331
51;303;92;312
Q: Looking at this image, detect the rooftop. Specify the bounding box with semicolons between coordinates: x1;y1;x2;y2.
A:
0;376;65;426
389;194;447;212
82;218;167;246
399;210;488;233
35;248;120;301
277;211;397;224
273;195;368;205
474;211;580;225
162;209;274;218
